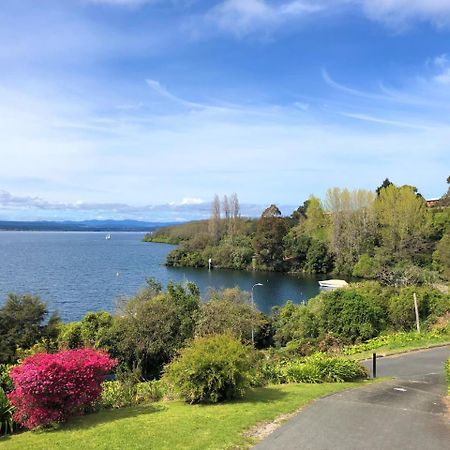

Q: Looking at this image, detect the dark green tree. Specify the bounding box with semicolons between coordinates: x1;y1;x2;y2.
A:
376;178;393;196
253;205;288;271
0;294;59;363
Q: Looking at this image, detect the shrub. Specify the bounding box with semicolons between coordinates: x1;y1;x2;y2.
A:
164;335;256;404
0;387;15;435
265;354;367;384
0;364;14;393
100;379;169;409
273;302;319;346
8;348;116;429
318;289;384;342
135;380;168;403
388;287;449;330
100;381;136;409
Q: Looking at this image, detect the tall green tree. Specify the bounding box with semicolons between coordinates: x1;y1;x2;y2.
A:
375;185;432;263
326;188;376;273
253;205;288;271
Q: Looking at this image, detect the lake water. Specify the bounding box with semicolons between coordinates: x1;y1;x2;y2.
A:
0;232;321;321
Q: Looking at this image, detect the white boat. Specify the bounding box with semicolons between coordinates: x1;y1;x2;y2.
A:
318;279;348;288
105;234;111;240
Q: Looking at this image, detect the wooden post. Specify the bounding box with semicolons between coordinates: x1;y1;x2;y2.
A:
372;353;377;378
413;292;420;333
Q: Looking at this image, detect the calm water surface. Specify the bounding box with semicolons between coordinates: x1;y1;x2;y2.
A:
0;232;321;321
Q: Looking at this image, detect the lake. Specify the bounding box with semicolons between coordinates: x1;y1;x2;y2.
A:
0;232;322;321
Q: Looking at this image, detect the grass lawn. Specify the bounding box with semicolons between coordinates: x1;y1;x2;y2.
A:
0;382;369;450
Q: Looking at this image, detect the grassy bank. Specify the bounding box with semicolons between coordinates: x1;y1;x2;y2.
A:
343;330;450;360
1;382;368;450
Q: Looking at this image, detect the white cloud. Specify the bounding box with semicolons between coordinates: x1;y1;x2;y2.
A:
204;0;450;36
207;0;324;35
434;69;450;84
360;0;450;27
169;197;205;206
84;0;156;6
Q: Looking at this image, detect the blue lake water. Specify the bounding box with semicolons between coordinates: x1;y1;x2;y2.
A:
0;232;321;321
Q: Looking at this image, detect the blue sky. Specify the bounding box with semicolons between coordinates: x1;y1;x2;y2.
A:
1;0;449;221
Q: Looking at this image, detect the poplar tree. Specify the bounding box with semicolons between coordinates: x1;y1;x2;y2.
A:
208;194;221;243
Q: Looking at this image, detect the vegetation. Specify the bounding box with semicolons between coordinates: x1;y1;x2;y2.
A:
194;287;271;347
0;275;448;440
0;294;60;364
343;330;450;359
99;380;167;409
164;335;257;404
146;179;450;284
1;382;366;450
0;387;14;436
262;353;367;384
8;349;116;429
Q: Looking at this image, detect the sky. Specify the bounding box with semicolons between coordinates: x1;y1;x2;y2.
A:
1;0;449;221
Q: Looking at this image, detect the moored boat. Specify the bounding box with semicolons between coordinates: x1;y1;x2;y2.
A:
318;279;348;288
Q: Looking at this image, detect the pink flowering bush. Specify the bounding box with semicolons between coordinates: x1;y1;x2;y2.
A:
8;348;116;429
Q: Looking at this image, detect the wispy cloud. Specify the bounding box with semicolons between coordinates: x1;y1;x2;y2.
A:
206;0;325;35
84;0;158;6
360;0;450;29
0;189;280;221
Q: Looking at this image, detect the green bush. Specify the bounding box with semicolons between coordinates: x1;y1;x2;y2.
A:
100;379;168;409
164;335;256;404
318;289;384;342
0;364;14;393
0;387;15;435
100;381;137;409
388;287;449;330
273;302;319;346
265;354;367;384
135;380;168;403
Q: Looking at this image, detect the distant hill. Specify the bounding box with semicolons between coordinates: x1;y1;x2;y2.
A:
0;219;180;232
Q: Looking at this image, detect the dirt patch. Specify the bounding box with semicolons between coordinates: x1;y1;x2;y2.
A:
242;404;311;441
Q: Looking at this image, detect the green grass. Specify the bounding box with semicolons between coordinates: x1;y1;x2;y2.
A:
343;331;450;361
0;382;369;450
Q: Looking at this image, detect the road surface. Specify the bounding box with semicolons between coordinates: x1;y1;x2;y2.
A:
254;346;450;450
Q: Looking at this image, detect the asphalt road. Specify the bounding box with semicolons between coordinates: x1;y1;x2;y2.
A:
254;346;450;450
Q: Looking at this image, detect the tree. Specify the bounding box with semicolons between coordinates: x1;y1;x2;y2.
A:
437;175;450;207
208;194;221;243
253;205;288;271
283;232;311;270
114;282;200;378
195;287;268;346
375;185;432;263
0;294;59;364
325;188;376;273
433;231;450;279
305;239;333;273
376;178;393;196
302;196;328;240
229;193;241;236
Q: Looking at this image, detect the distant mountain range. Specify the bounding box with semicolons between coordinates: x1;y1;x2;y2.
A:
0;219;180;232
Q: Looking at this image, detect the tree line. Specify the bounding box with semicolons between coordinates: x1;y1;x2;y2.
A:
152;178;450;283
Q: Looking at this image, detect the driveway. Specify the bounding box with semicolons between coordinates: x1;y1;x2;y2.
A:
254;346;450;450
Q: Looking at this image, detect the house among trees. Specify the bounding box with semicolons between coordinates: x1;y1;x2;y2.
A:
425;198;440;208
